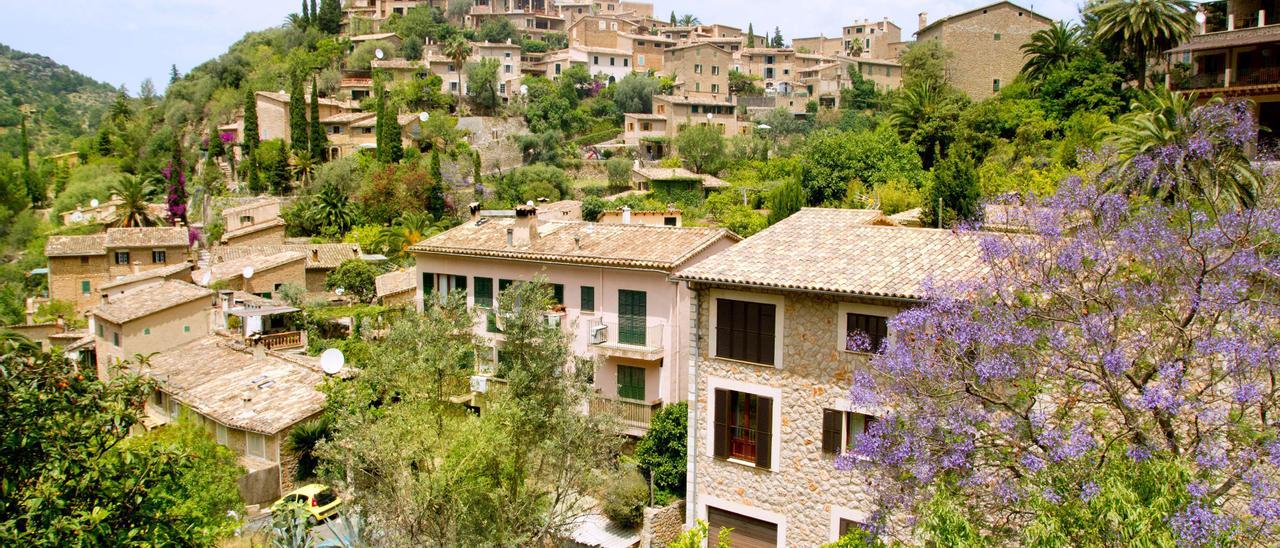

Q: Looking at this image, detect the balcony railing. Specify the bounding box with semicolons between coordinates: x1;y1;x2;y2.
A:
1174;68;1280;91
590;395;662;432
587;318;666;358
259;331;305;351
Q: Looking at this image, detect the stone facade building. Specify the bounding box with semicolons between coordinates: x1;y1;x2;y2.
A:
665;43;733;96
842;19;904;59
915;1;1052;100
91;279;214;379
674;209;987;546
46;227;192;314
193;251;308;300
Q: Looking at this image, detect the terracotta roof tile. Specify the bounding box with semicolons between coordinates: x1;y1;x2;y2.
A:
138;336;326;434
375;269;416;298
46;234;107;257
104;227;190;248
211;244;364;270
92;280;214;324
99;263;193;291
194;251;306;284
674;208;989;300
220;218;286;242
221;198;283;216
410;219;738;271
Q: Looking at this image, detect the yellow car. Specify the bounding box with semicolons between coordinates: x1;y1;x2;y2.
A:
272;484;343;524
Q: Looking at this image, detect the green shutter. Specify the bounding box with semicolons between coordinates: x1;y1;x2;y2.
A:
474;277;493;307
617;365;646;400
81;280;90;294
618;290;647;345
581;286;595;312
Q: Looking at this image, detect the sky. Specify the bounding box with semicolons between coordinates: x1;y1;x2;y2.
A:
0;0;1082;93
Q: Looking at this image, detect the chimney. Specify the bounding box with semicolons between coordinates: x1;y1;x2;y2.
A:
919;12;928;30
253;343;266;361
131;260;141;274
24;297;33;325
469;202;482;219
311;249;320;261
621;206;632;225
55;315;65;332
101;292;111;305
512;204;538;246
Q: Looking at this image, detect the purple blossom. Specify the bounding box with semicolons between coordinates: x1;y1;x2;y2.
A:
1170;502;1235;547
1080;481;1099;502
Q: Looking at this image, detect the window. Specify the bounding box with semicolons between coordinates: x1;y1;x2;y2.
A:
711;84;720;94
97;323;103;337
695;83;701;92
152;390;164;408
822;409;878;455
664;216;678;226
993;79;1001;92
144;328;151;335
112;332;120;347
246;432;266;459
839;518;869;538
474;277;494;307
715;298;776;365
81;280;91;294
183;325;190;333
330;125;341;134
80;256;89;265
845;312;888;352
713;389;773;468
447;64;455;72
504;65;512;73
422;272;435;300
694;63;703;74
152;250;166;264
994;33;1001;41
580;286;595;312
114;251;130;265
641;121;651;131
638;54;645;65
216;423;228;445
438;274;467;297
555;63;562;75
551;283;565;305
618;290;647;345
623;58;628;67
499;83;506;94
610;57;616;66
239;215;254;224
617;364;646;400
712;65;720;75
594;55;600;64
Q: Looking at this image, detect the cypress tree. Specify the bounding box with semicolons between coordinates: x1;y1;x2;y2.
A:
168;132;189;226
170;64;181;84
374;84;387;162
430;148;443;182
310;0;318;24
243;88;260;152
669;11;676;25
319;0;342;34
747;23;755;48
375;82;403;163
309;77;327;163
300;0;310;28
427;150;446;219
772;27;784;48
472;150;482;184
19;114;30;173
270;142;292;195
289;76;308;154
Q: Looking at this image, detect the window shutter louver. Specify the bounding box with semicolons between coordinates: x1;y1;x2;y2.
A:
822;409;842;455
714;388;730;458
755;395;773;469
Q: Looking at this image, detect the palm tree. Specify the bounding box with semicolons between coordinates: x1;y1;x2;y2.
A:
442;36;473;106
307;182;356;233
677;14;700;26
290;150;316;187
375;211;448;258
1020;21;1083;82
1101;88;1260;206
1088;0;1195;89
285;416;332;482
108;173;161;228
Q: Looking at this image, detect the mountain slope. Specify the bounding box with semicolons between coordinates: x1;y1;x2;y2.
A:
0;43;117;157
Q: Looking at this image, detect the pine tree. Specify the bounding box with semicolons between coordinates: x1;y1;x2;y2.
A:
772;27;784;48
747;23;755;48
289;76;308;154
96;128;112;157
318;0;342;34
309;77;327;163
921;147;981;228
243;88;260;152
170;65;181;84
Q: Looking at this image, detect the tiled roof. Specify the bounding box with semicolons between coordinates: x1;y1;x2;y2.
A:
211;243;364;270
350;32;398;41
104;227;189;249
221;198;282;216
46;234;107;257
220;218;286;242
138;336;326;434
674;208;989;300
375;269;416;298
92;280;213;324
411;219;738;271
195;251;306;284
633;167;702;181
916;1;1052;35
99;263;193;291
319;112;376;125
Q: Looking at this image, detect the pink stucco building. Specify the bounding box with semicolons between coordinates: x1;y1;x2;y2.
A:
410;205;738;435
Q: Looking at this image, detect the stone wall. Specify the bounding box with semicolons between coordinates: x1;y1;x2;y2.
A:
917;4;1050;100
692;285;897;546
49;255;110;312
640;499;685;548
225;224;286;247
454;116;529;177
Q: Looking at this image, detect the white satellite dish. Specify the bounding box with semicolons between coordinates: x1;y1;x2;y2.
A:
320;348;345;375
419;111;430;122
707;112;714;120
242;266;255;279
1195;11;1207;24
70;212;84;223
200;272;212;286
757;124;772;130
519;84;529;95
90;198;100;208
335;287;345;296
375;48;385;60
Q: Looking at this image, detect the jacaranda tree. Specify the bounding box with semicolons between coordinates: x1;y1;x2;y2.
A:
840;114;1280;545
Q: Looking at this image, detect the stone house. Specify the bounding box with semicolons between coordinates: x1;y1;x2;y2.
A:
792;36;846;57
466;0;566;38
665;43;733;97
842;19;903;59
250;91;360;146
99;263;194;298
210;243;368;293
46;227;192;314
673;208;987;546
90;279;215;380
852;57;903;91
598;208;682;227
193;251;308;300
375;269;417;307
410;205;738;436
567;14;639;49
736;48;800;95
620;32;675;72
915;1;1052;100
221;198;286;246
136;335;328;506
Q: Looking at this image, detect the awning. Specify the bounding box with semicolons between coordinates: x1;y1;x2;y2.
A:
1167;32;1280;54
225;306;300;318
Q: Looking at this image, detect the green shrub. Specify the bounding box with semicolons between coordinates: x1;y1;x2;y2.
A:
602;465;649;528
635;402;687;497
605;157;631;189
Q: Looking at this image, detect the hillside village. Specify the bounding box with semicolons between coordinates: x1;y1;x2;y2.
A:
3;0;1280;545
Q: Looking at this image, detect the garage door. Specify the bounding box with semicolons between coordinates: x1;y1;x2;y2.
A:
708;507;778;547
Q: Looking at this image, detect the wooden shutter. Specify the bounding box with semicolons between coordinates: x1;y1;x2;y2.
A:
618;290;647;345
822;409;842;455
617;365;645;400
716;299;777;365
757;302;776;365
713;388;730;458
755;395;773;469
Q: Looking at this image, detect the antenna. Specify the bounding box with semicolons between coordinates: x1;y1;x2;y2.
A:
320;348;345;375
242;266;255;279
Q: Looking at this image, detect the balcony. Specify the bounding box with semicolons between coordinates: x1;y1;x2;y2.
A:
586;318;666;361
259;330;306;351
590;395;663;436
1173;67;1280;92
